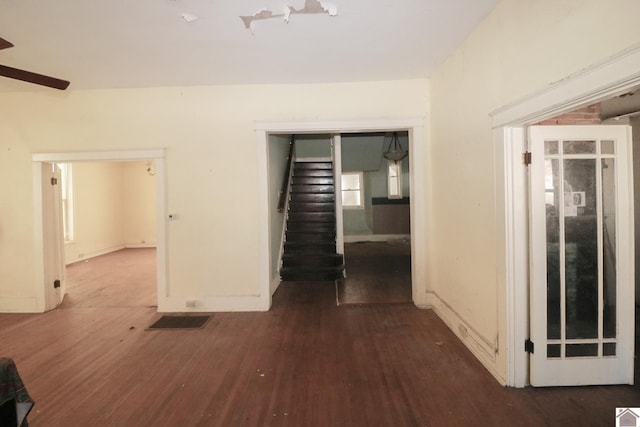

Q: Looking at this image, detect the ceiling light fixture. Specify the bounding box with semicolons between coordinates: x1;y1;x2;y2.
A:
383;132;408;162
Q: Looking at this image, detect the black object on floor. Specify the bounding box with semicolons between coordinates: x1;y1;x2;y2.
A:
147;315;210;330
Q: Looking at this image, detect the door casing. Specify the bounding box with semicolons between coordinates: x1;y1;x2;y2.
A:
32;150;166;312
491;43;640;387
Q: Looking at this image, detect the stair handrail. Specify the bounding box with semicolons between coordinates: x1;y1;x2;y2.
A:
277;136;296;212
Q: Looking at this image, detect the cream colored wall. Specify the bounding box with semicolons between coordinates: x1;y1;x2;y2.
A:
63;161;156;265
64;162;125;263
429;0;640;383
122;161;157;248
0;79;429;312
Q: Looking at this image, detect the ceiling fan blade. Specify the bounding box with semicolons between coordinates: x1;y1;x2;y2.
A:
0;37;13;50
0;64;70;90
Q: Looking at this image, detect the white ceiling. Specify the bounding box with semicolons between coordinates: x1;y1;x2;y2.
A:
0;0;500;92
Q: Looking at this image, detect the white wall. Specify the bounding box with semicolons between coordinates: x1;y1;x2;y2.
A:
429;0;640;383
0;79;429;312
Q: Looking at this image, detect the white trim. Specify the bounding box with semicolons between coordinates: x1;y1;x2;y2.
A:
256;119;428;310
256;119;424;133
332;134;345;255
340;171;364;208
31;150;168;313
256;129;273;310
32;150;165;163
65;244;126;265
491;43;640;128
425;291;504;384
491;43;640;387
160;296;265;312
32;163;46;312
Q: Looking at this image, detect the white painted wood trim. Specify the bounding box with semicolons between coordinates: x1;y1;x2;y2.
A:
159;296;266;312
255;130;272;311
494;127;529;387
426;291;505;385
32;162;46;312
255;119;425;133
32;150;165;162
491;43;640;387
490;43;640;128
409;125;429;307
332;134;345;255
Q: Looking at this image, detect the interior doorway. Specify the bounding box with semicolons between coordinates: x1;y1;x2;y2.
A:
492;44;640;387
256;119;428;310
337;131;412;305
59;160;158;309
32;150;167;313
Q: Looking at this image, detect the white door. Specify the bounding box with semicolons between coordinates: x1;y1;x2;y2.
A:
42;163;66;309
529;125;634;386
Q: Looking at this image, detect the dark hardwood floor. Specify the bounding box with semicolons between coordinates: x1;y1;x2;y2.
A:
337;240;412;305
0;248;638;426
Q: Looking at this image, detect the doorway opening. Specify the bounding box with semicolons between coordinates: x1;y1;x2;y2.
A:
337;131;412;305
32;150;167;313
256;120;428;311
492;44;640;387
59;161;158;309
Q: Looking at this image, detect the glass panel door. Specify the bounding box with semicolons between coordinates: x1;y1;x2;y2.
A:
529;125;633;386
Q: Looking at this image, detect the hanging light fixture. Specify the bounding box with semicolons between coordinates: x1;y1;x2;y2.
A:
383;132;408;162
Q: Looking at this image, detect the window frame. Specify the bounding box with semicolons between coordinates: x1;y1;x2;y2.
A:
387;160;403;199
341;171;364;209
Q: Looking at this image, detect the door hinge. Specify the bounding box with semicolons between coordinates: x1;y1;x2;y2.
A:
522;152;532;165
51;177;58;185
524;339;534;354
53;279;61;289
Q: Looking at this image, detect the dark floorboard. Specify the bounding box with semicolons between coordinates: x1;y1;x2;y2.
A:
0;248;638;426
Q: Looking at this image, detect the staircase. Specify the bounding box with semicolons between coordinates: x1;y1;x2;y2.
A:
280;161;344;281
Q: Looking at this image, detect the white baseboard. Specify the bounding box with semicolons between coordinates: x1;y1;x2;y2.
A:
344;234;410;243
157;296;267;313
0;296;42;313
425;291;506;385
66;244;126;265
270;276;281;296
124;243;157;249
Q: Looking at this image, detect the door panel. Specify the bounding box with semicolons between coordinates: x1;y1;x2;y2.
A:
42;163;65;309
529;125;634;386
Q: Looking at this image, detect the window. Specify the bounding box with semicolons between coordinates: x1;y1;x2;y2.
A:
57;163;74;242
341;172;363;208
388;160;402;199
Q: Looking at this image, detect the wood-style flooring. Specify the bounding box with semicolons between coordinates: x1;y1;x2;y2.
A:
0;248;638;426
337;240;412;305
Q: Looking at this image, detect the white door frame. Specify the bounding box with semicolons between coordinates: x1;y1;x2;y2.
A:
255;119;428;310
32;149;167;312
491;43;640;387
